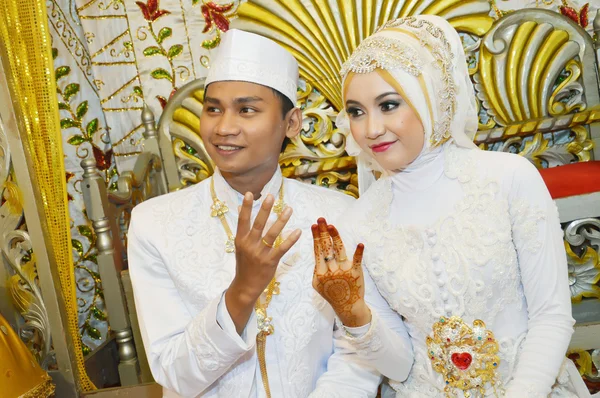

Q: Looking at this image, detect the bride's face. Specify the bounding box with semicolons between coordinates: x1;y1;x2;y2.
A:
344;70;424;171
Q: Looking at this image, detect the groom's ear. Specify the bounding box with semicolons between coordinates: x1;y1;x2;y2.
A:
285;107;302;139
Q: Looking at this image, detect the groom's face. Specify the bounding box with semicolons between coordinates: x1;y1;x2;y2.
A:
200;81;296;177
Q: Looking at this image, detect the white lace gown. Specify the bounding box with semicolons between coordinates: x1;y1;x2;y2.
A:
334;144;592;397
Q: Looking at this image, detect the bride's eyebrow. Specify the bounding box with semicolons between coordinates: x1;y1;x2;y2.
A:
345;99;362;107
345;91;400;107
375;91;400;101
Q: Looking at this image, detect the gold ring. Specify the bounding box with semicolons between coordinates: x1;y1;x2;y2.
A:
338;256;348;262
262;238;274;248
324;255;334;262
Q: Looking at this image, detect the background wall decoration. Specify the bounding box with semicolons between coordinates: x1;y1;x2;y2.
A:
42;2;598;389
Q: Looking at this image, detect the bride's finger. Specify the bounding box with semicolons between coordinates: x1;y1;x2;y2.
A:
328;225;349;271
312;224;328;275
317;218;338;273
353;243;365;271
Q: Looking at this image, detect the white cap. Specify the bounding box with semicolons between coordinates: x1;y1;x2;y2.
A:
205;29;298;105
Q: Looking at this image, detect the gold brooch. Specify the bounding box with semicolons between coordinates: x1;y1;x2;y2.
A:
426;316;501;397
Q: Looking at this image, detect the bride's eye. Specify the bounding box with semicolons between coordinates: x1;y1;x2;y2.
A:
380;101;400;112
346;107;365;118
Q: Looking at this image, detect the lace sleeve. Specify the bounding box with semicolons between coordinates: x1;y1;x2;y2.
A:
339;265;414;383
504;158;575;396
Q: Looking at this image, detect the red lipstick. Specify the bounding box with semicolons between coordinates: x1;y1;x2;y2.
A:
370;141;397;153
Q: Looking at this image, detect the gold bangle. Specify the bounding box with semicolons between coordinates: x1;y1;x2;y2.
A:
262;238;274;248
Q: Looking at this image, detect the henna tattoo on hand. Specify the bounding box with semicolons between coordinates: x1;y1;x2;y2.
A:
312;218;368;327
319;270;361;324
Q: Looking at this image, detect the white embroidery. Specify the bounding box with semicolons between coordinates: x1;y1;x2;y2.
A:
350;146;574;395
146;176;353;396
510;198;546;254
187;308;232;372
274;186;345;397
339;314;383;358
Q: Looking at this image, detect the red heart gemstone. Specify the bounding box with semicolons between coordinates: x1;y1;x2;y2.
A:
451;352;472;370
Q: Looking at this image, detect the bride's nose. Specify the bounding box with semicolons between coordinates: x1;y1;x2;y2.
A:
366;114;385;139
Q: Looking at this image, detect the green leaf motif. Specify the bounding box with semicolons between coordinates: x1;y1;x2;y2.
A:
91;306;107;321
87;325;102;340
150;68;173;82
61;118;80;129
123;41;133;50
63;83;80;101
143;46;164;57
58;102;70;111
78;225;94;242
157;27;172;44
81;343;91;356
202;35;221;50
72;239;84;258
67;135;86;145
55;66;71;81
133;86;143;97
76;101;88;120
52;48;58;60
86;118;99;138
84;253;98;264
192;0;200;4
167;44;183;59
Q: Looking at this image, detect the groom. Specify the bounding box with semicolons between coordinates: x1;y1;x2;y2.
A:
128;29;381;397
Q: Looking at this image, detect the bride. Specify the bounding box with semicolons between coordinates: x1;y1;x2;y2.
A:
311;15;592;397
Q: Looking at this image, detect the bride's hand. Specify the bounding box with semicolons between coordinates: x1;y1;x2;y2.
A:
311;217;371;327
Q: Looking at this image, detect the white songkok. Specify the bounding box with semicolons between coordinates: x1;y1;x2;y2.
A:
205;29;299;104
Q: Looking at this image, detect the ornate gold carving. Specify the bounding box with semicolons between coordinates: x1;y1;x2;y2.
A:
564;218;600;303
568;349;600;384
316;171;358;198
4;231;52;366
280;82;347;166
474;106;600;145
234;0;493;111
566;125;594;162
549;59;585;116
566;243;600;303
477;17;587;128
20;374;56;398
172;138;212;185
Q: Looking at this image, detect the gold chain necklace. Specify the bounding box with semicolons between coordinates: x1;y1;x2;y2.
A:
209;176;285;398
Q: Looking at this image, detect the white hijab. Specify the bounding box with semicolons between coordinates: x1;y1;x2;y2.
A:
337;15;479;194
